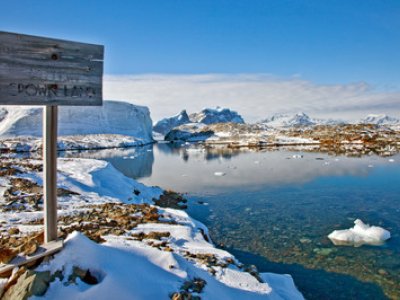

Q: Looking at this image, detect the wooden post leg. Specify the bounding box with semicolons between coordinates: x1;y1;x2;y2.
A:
43;106;58;243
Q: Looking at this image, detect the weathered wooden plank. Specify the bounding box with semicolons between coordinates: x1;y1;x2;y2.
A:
0;240;63;276
0;31;103;106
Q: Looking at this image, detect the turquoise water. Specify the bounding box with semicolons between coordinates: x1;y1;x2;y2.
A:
71;143;400;299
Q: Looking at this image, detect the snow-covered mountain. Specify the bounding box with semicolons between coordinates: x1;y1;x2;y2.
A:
153;109;190;135
360;114;400;126
154;107;245;136
260;112;345;127
0;100;153;142
189;107;245;125
261;112;315;127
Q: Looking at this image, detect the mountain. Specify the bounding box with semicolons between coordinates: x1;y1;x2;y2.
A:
360;114;400;126
261;112;315;127
0;100;153;142
261;112;346;127
153;110;191;135
154;107;245;136
189;107;245;125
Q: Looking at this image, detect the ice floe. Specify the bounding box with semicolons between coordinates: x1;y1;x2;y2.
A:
328;219;391;247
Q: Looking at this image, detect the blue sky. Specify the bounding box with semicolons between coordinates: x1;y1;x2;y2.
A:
1;1;399;120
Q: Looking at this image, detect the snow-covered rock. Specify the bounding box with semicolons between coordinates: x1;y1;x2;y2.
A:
153;110;191;135
189;107;245;125
328;219;391;247
0;101;153;142
360;114;400;126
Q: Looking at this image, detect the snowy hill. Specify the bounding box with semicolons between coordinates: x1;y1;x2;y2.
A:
153;109;190;135
360;114;400;126
189;107;245;125
0;101;153;142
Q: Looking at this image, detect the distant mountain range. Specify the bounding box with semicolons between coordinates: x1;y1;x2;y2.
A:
260;112;400;128
260;112;344;127
359;114;400;126
154;108;400;136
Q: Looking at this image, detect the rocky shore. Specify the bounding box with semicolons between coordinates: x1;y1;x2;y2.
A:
165;123;400;157
0;157;303;299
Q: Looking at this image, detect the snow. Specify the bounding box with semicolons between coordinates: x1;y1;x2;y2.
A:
0;134;152;153
33;231;303;300
0;100;153;142
57;158;162;203
328;219;391;247
214;172;226;176
1;157;303;299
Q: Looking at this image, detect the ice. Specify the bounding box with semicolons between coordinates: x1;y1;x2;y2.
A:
0;101;153;140
328;219;391;247
214;171;226;176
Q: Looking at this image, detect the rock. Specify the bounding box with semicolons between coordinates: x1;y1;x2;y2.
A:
68;266;99;285
8;228;20;235
378;269;388;276
313;247;336;256
299;238;312;244
2;270;51;300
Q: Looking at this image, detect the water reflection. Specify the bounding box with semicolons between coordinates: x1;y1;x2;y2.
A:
61;145;154;179
137;143;398;195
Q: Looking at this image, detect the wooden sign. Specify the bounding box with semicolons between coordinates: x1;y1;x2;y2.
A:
0;31;104;253
0;31;103;106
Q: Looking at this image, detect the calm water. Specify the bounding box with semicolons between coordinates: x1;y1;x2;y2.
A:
67;143;400;299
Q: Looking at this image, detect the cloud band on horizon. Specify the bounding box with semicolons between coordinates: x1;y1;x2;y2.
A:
104;74;400;123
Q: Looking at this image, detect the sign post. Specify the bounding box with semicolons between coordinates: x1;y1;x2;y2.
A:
43;105;58;243
0;31;104;248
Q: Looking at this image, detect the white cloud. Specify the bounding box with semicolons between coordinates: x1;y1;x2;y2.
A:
103;74;400;123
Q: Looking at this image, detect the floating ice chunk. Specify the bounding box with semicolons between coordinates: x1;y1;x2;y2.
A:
292;154;303;159
328;219;391;247
388;159;394;162
214;171;226;176
368;164;374;168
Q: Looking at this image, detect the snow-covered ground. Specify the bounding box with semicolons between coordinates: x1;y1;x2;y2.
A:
0;158;303;299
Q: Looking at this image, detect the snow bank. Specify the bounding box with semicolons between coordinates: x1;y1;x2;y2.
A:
328;219;391;247
33;231;303;300
0;100;153;142
57;158;162;203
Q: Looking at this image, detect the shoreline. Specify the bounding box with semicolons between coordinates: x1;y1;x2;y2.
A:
0;156;303;299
